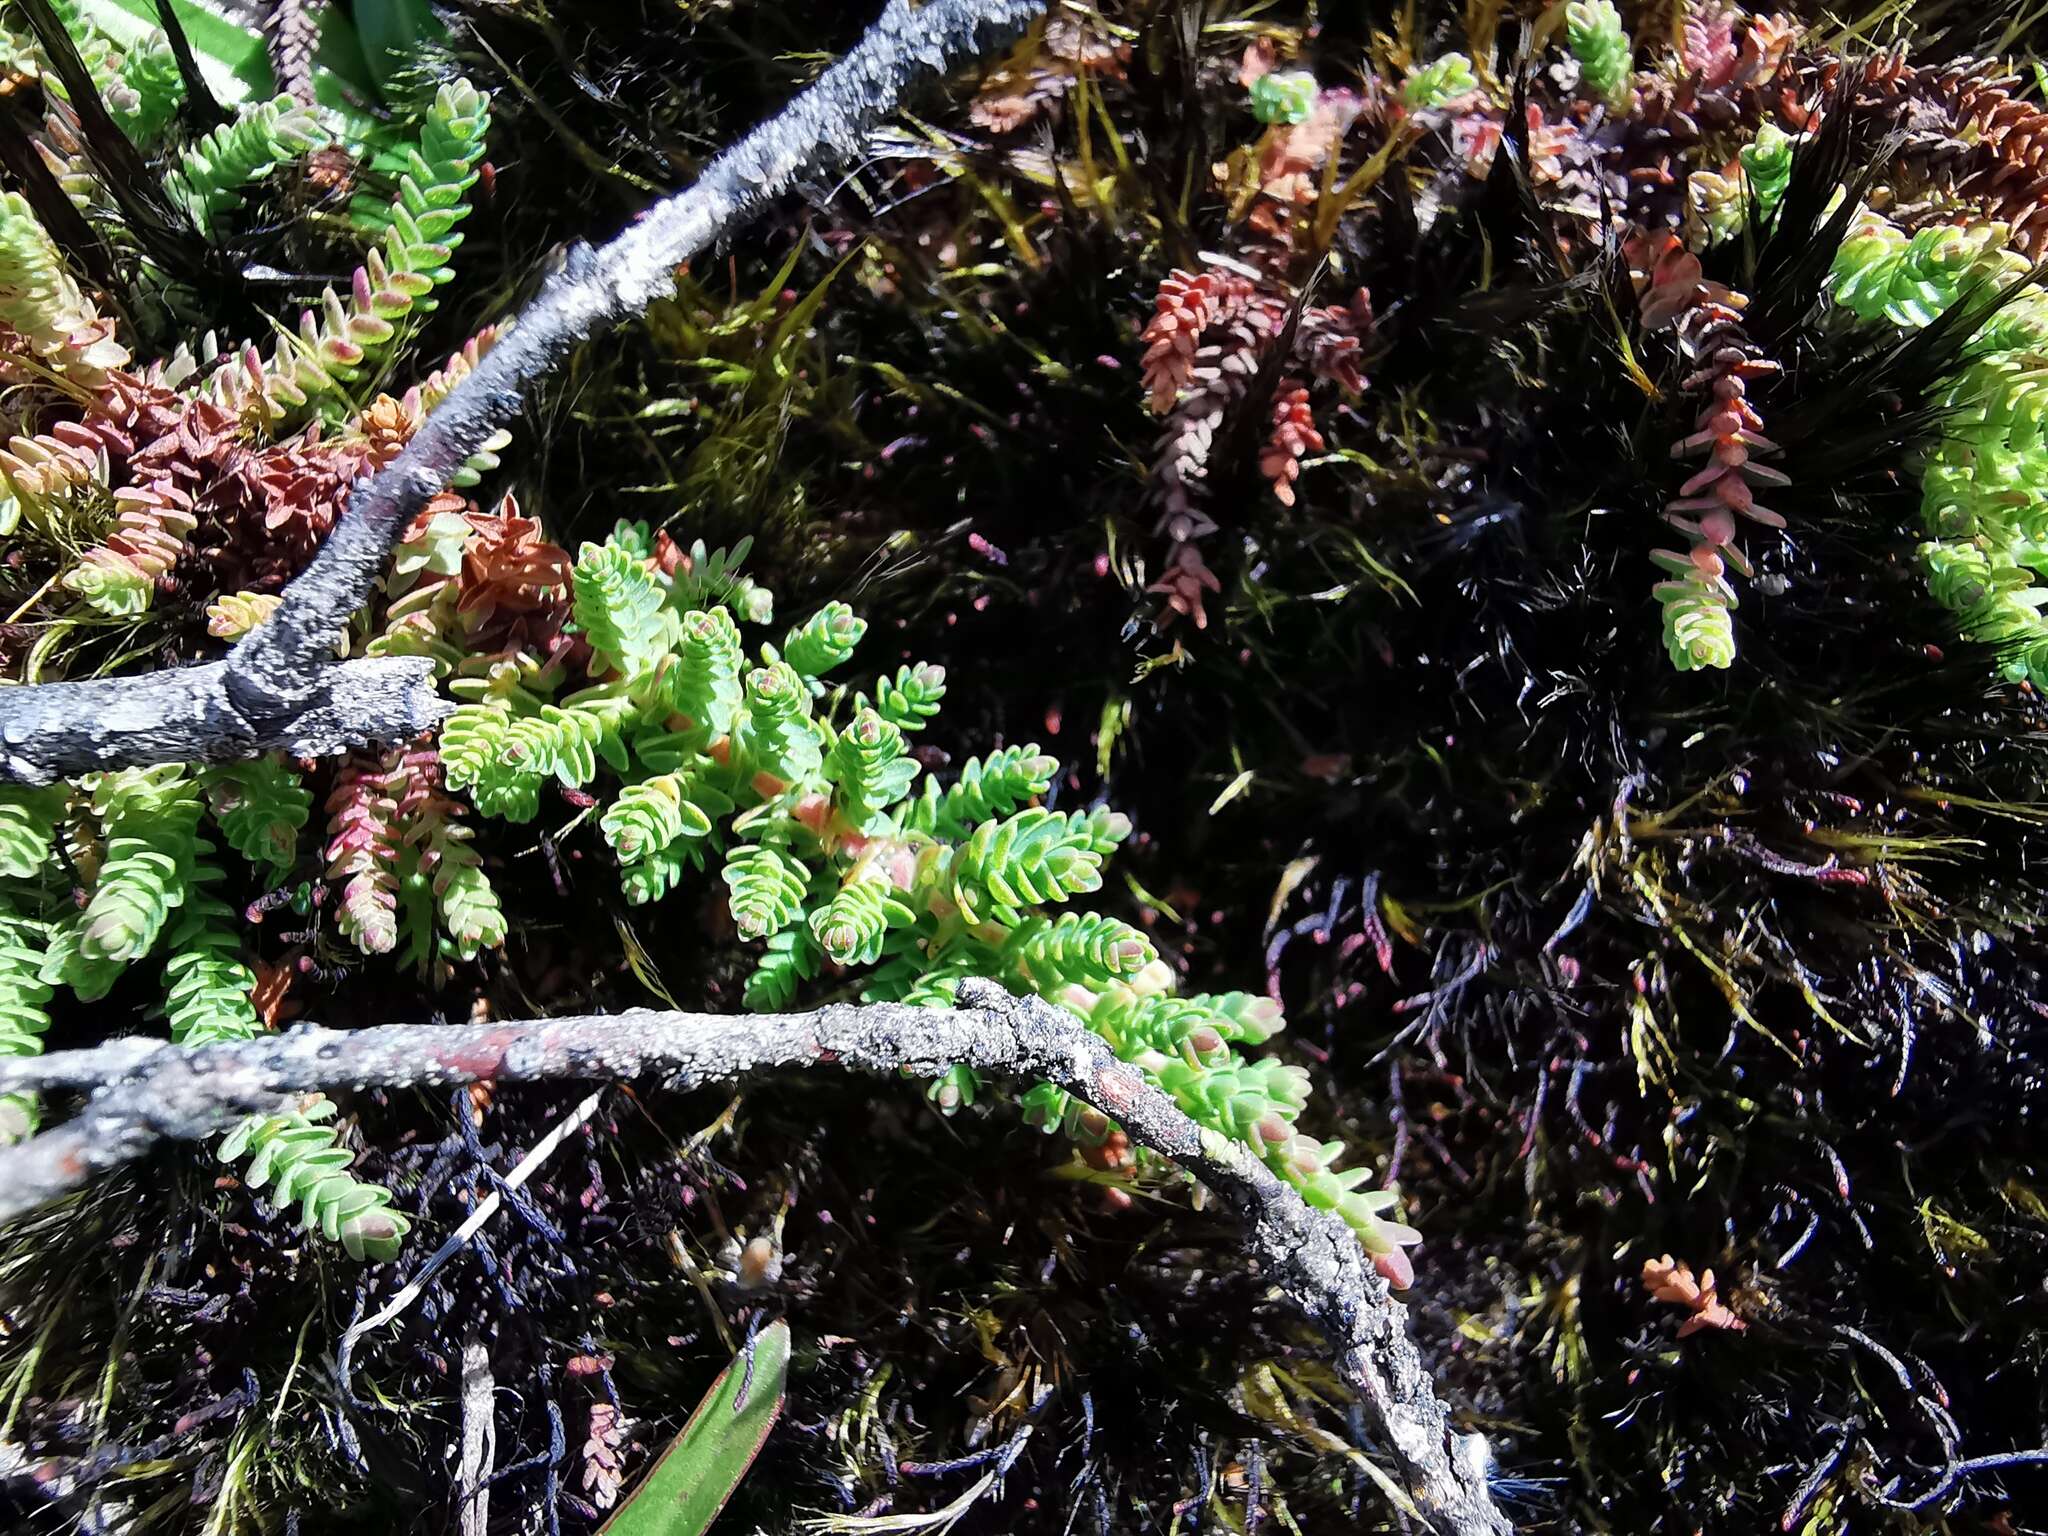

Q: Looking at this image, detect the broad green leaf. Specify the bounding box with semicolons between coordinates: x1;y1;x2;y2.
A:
352;0;449;97
598;1320;790;1536
81;0;272;103
82;0;387;136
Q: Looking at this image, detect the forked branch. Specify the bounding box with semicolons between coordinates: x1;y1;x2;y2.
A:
0;0;1049;784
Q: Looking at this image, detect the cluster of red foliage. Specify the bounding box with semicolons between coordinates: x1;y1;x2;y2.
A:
1801;53;2048;256
1260;384;1322;509
458;502;575;655
1140;267;1257;414
1390;10;1793;230
579;1400;628;1511
968;12;1128;136
86;415;201;601
4;369;187;609
11;366;347;602
1137;264;1369;627
378;490;575;664
322;735;494;963
325;750;403;954
2;319;516;647
1235;47;1365;260
1641;1253;1747;1337
1628;228;1788;607
1683;4;1798;89
1119;12;1827;634
1452;102;1579;186
1597;15;1802;235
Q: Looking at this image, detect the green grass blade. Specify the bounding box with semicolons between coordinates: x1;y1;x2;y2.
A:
598;1320;791;1536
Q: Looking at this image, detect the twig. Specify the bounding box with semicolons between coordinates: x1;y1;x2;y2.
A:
0;655;448;786
0;982;1511;1536
1870;1445;2048;1512
456;1330;495;1536
808;1429;1032;1535
0;0;1048;785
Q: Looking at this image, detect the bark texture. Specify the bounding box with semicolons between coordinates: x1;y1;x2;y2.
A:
0;655;448;784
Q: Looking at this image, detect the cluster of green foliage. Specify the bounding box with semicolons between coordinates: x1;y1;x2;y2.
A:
1564;0;1632;107
1250;69;1317;125
0;763;411;1258
0;506;1410;1267
1400;49;1478;109
1738;125;1794;223
441;525;1418;1271
0;764;301;1022
0;10;492;1259
0;28;495;614
165;95;332;236
0;1;486;386
1402;3;1632;118
0;187;128;399
1830;215;2048;686
218;1099;411;1261
0;0;186;145
244;78;491;424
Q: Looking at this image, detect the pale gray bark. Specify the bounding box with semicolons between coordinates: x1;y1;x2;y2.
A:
0;655;448;785
0;0;1048;785
456;1331;495;1536
0;982;1511;1535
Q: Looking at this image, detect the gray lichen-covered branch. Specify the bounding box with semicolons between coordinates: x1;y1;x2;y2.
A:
0;655;449;784
0;980;1512;1536
0;0;1047;786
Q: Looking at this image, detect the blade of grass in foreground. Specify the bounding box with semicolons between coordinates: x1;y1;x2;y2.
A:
598;1320;791;1536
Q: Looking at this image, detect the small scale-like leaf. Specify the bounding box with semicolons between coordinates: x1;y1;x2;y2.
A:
598;1321;790;1536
